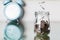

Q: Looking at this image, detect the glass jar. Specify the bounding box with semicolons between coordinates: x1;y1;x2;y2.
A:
34;11;50;40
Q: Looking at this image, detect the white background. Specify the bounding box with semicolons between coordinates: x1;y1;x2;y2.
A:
0;0;60;40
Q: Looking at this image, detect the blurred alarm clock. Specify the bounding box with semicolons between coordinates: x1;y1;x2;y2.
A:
4;0;24;20
4;21;24;40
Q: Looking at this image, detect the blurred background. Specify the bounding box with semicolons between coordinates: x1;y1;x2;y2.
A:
0;0;60;40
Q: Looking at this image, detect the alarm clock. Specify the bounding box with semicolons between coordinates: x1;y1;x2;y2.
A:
4;21;24;40
4;0;24;20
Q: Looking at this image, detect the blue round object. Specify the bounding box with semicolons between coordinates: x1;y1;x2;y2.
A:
4;2;24;20
4;22;24;40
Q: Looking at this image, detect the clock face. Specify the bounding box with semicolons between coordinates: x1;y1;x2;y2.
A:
4;2;23;20
4;24;24;40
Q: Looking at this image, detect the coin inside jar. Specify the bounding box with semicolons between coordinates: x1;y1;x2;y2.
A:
40;20;50;34
34;24;39;32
